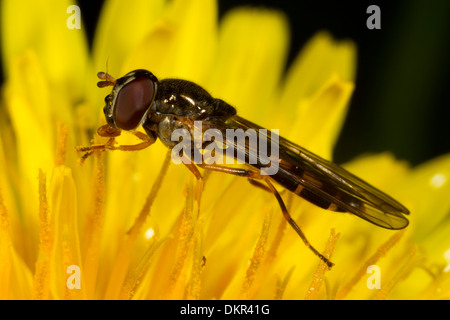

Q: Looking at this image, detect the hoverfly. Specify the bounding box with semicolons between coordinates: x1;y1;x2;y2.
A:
78;69;410;268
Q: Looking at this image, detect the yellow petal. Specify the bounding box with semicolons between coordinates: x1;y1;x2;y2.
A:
121;18;176;80
208;7;289;121
102;151;171;299
337;230;406;299
120;236;166;299
0;189;13;299
185;227;205;300
122;0;218;84
0;131;18;231
48;165;83;299
239;210;272;299
403;154;450;245
10;250;34;299
32;170;52;300
1;0;90;102
280;31;356;112
158;0;218;83
3;52;55;265
373;247;423;300
92;0;166;75
89;0;166;115
287;75;354;159
81;150;107;298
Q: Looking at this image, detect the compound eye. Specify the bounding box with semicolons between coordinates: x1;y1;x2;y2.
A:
113;77;156;130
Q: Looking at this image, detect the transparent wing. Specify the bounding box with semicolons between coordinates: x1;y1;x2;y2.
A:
220;115;409;230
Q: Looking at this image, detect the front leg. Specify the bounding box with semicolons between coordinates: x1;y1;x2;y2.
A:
76;137;116;164
76;124;156;164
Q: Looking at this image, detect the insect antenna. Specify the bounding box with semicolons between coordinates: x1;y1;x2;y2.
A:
97;58;116;87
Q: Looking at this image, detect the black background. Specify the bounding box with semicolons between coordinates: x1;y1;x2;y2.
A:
5;0;450;167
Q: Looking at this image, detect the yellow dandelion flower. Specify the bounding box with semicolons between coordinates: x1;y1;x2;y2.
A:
1;0;449;301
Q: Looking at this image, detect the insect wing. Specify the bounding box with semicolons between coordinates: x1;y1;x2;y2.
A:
224;115;410;230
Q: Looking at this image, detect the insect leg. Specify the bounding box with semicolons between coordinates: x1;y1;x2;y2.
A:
77;138;154;155
184;162;203;180
131;130;155;142
197;163;262;179
76;131;156;164
196;164;333;267
264;178;334;269
248;178;272;193
107;140;155;152
76;137;116;164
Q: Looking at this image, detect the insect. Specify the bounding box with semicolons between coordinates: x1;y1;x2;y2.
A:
78;69;410;268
